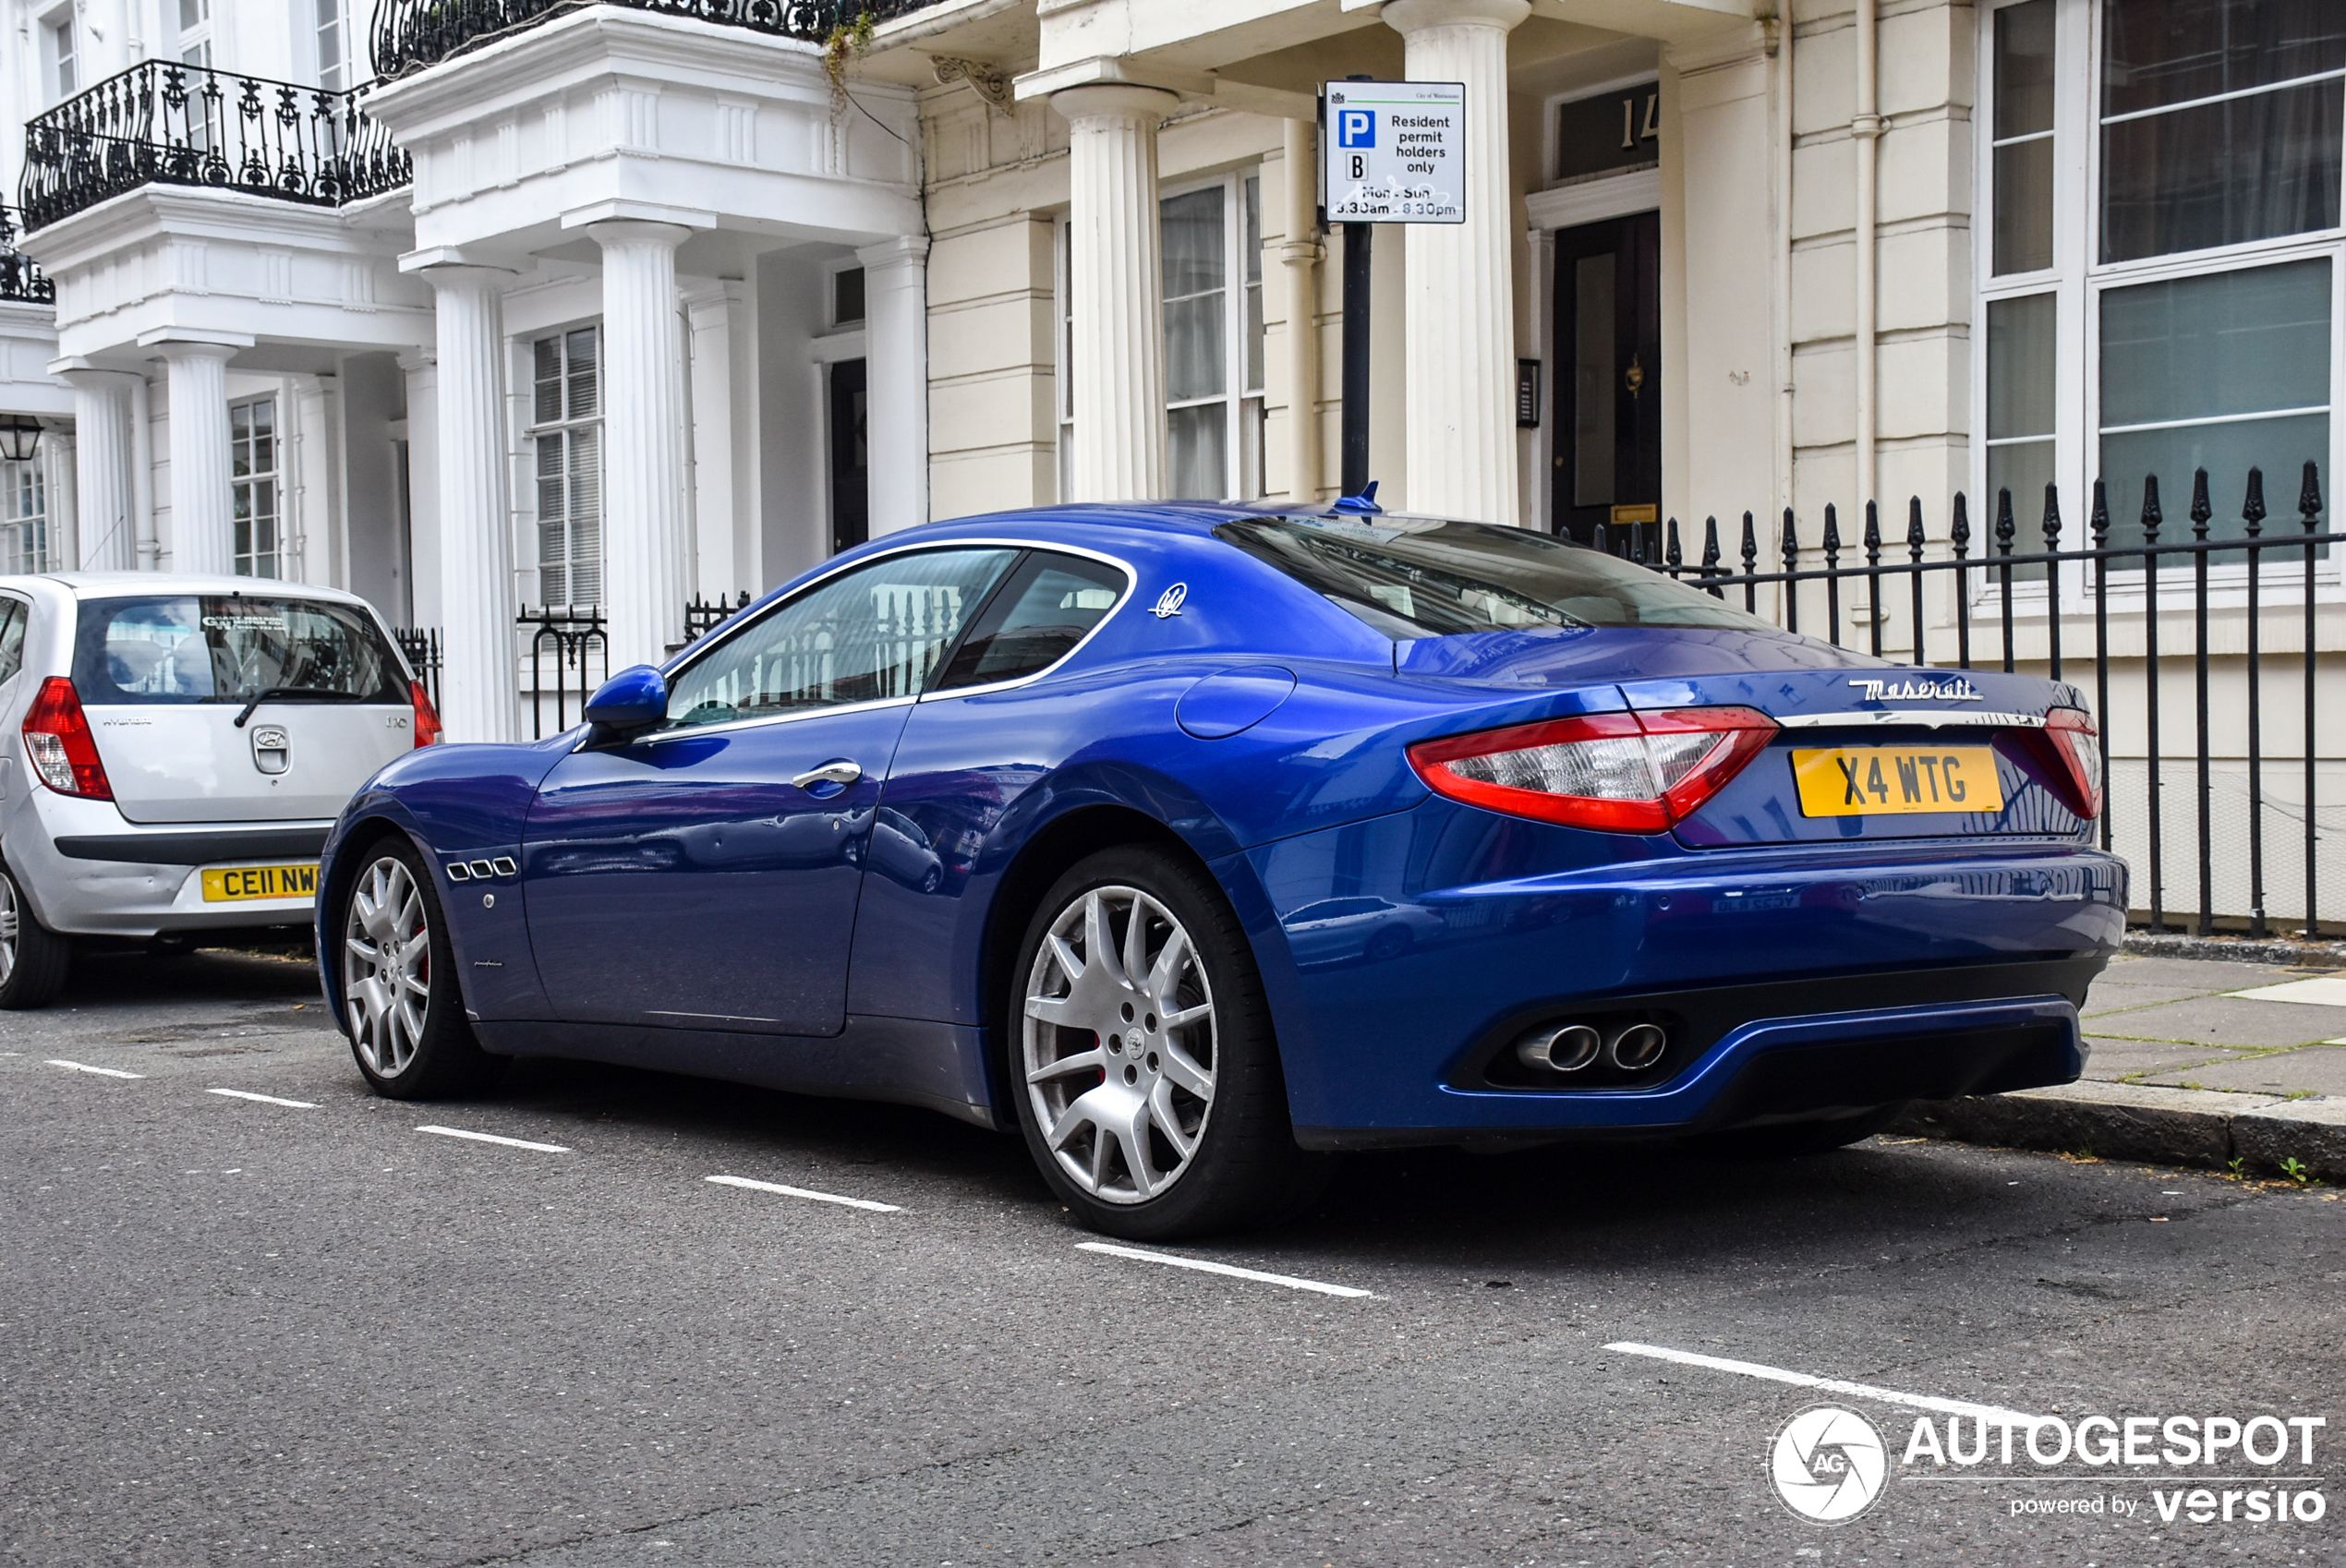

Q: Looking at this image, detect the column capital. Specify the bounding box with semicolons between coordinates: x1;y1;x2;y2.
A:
578;218;696;251
1380;0;1530;34
136;329;250;360
855;235;931;272
560;199;716;235
49;359;143;386
1046;81;1181;127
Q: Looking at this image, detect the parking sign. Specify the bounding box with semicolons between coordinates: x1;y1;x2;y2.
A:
1322;81;1465;223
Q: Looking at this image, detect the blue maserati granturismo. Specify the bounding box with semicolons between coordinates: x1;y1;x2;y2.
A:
318;502;2125;1237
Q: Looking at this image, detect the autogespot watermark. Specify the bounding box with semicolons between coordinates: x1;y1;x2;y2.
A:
1771;1406;1890;1524
1769;1410;2331;1527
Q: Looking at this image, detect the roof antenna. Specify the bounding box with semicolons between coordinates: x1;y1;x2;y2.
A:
1332;480;1382;514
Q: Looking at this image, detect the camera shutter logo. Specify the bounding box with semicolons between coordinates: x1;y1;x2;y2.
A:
1771;1405;1888;1524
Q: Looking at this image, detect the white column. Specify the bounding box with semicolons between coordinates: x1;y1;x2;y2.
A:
1384;0;1529;526
58;368;137;571
856;235;931;536
154;342;239;575
1051;83;1178;502
398;349;440;630
586;219;691;669
1278;118;1324;503
422;265;516;744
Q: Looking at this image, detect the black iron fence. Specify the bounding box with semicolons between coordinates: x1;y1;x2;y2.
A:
19;61;410;232
0;205;53;304
372;0;939;80
1603;464;2340;941
681;590;751;646
393;625;441;710
517;605;607;739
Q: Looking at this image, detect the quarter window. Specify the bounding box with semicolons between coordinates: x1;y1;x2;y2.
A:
662;548;1020;730
0;598;27;683
532;327;602;608
231;397;282;580
934;551;1126;690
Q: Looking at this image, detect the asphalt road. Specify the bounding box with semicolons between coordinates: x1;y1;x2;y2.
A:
3;950;2340;1568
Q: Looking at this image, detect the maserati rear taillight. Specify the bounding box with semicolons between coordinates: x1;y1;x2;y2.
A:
410;679;442;748
2039;707;2102;820
1408;706;1778;833
22;677;113;799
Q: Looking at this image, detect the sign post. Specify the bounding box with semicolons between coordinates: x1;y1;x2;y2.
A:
1321;79;1466;498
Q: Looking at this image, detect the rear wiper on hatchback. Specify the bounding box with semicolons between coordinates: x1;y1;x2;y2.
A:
232;686;367;729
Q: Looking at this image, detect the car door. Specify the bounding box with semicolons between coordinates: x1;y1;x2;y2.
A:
522;546;1022;1035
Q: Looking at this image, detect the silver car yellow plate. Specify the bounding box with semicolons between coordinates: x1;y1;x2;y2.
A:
200;862;320;902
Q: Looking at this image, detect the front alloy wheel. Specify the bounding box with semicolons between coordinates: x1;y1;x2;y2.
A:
336;838;502;1098
343;853;431;1078
1010;847;1326;1238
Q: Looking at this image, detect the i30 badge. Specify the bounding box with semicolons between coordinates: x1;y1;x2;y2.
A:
1151;583;1188;619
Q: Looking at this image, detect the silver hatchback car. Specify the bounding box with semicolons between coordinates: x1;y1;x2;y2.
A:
0;573;437;1007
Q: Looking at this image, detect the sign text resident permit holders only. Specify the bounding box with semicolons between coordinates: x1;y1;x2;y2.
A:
1323;81;1466;223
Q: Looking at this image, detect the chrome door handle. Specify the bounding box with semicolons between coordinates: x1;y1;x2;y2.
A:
790;760;863;790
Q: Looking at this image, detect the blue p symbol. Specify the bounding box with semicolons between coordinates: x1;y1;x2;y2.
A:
1337;109;1374;149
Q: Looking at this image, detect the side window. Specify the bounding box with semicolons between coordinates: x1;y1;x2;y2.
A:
935;551;1127;691
663;548;1019;730
0;599;26;683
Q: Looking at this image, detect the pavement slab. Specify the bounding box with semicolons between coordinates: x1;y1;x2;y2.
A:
2078;1036;2252;1081
2142;1043;2346;1097
2063;994;2346;1050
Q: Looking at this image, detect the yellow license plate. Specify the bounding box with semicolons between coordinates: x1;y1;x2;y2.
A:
200;862;320;902
1791;747;2004;817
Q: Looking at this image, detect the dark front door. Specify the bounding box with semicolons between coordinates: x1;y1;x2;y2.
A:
829;356;869;555
1552;211;1662;545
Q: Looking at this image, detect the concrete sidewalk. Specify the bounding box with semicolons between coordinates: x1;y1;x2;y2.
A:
1890;952;2346;1180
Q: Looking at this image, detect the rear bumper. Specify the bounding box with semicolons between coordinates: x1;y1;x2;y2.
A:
1241;797;2125;1141
1294;994;2084;1149
4;790;331;936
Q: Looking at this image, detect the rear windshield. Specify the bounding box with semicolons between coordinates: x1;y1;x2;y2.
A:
74;595;407;706
1215;515;1777;637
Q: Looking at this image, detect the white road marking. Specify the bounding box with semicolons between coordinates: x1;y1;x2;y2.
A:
208;1088;318;1109
2230;974;2346;1007
706;1174;901;1212
416;1125;571;1153
1076;1240;1374;1298
46;1059;144;1079
1603;1342;2044;1426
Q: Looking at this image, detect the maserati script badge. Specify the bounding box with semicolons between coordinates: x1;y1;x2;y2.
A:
1152;583;1189;619
1847;676;1982;702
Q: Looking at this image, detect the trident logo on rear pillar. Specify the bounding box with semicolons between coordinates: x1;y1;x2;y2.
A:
1151;584;1188;619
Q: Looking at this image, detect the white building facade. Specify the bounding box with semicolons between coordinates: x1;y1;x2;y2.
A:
0;0;2338;922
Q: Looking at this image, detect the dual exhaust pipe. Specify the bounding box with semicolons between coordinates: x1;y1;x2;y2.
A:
1514;1019;1668;1075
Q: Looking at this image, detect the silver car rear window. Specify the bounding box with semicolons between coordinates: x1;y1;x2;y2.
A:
73;595;407;706
1215;514;1777;636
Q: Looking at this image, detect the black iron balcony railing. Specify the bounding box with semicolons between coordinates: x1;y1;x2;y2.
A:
373;0;937;81
0;205;54;303
19;61;411;232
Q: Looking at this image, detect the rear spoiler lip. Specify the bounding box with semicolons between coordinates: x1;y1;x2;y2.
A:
1771;708;2048;730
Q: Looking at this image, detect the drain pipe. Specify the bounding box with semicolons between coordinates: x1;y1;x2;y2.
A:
1767;4;1793;527
1280;116;1324;502
1853;0;1880;516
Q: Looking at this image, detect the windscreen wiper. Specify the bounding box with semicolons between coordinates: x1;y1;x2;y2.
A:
233;687;367;729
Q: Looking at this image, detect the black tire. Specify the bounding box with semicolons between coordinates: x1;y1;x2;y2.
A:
0;862;72;1009
1009;845;1326;1239
1689;1104;1907;1160
334;835;505;1100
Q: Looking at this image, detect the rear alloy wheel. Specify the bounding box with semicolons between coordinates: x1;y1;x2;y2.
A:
338;838;503;1099
1012;847;1324;1238
0;865;72;1009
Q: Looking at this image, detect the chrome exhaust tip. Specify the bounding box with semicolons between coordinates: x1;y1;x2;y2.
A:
1515;1022;1602;1074
1604;1021;1668;1071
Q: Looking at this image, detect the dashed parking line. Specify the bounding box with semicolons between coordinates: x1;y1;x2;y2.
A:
706;1174;901;1212
45;1059;144;1080
1603;1341;2042;1425
416;1125;572;1153
208;1088;319;1109
1076;1240;1374;1298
